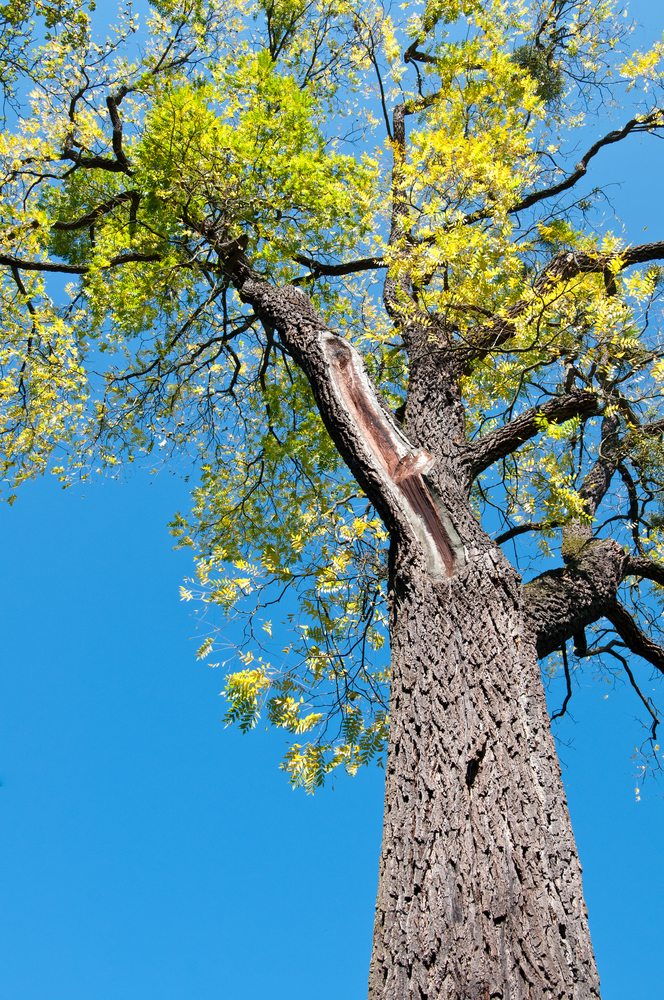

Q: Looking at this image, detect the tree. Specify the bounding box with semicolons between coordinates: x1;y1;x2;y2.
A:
1;0;664;996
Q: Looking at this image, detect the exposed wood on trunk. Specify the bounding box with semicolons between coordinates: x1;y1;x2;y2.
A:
322;332;459;579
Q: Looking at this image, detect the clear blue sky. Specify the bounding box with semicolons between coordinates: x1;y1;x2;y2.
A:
1;3;663;999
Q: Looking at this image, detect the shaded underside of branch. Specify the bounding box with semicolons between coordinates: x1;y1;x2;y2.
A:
623;554;664;588
605;600;664;675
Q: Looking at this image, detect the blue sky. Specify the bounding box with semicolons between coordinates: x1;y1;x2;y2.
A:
1;2;664;999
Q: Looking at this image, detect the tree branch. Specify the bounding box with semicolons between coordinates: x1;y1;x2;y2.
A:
293;253;385;278
524;538;627;658
550;643;573;721
106;86;131;171
620;651;660;741
52;190;138;231
558;413;624;558
604;600;664;675
577;412;619;509
540;241;664;286
561;413;664;556
465;389;598;481
231;254;462;580
623;554;664;588
495;520;562;545
9;262;37;326
576;638;660;738
61;133;130;173
509;111;664;216
617;460;645;555
403;41;438;66
466;241;664;357
0;251;162;274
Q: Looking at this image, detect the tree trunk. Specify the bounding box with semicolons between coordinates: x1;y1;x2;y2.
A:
368;542;600;1000
232;270;602;1000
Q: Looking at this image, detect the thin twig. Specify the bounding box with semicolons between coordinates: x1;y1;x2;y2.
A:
551;643;573;721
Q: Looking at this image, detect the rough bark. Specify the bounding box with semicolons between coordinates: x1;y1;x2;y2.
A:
232;263;600;1000
523;539;627;660
624;554;664;588
369;547;599;1000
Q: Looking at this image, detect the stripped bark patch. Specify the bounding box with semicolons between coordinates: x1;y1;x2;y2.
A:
323;332;457;578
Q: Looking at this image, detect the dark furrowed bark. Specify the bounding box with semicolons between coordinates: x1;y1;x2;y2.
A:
523;539;627;659
369;547;599;1000
402;339;488;559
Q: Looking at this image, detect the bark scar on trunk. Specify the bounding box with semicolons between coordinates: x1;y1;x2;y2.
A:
323;332;459;579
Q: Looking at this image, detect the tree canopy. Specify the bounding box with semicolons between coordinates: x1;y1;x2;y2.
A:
1;0;664;792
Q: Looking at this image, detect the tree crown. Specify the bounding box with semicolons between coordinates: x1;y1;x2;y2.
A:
1;0;663;789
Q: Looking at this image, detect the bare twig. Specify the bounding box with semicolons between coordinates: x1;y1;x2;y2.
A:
550;643;573;721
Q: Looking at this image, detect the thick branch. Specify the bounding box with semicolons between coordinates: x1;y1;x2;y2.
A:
465;389;598;481
563;415;664;556
231;256;462;580
0;252;87;274
403;44;438;66
623;414;664;444
524;538;626;658
293;254;385;278
9;263;36;317
106;87;131;170
623;554;664;588
383;104;417;325
539;241;664;287
604;600;664;675
467;241;664;356
617;461;644;554
61;134;129;173
60;82;134;176
574;414;619;519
